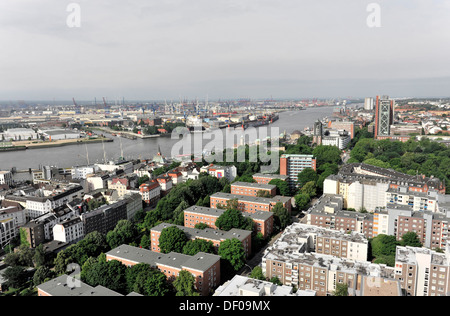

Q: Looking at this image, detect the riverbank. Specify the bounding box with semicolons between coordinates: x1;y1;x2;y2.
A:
8;137;114;150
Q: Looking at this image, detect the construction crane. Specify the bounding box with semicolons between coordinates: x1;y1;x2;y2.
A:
103;97;107;107
72;98;78;107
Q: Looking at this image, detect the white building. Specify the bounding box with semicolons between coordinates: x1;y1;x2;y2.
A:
0;206;26;248
53;217;84;243
214;275;316;296
41;129;81;141
71;165;100;180
0;171;13;186
200;164;237;182
321;130;351;150
1;128;38;141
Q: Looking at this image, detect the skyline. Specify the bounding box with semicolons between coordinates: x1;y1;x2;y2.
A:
1;0;450;100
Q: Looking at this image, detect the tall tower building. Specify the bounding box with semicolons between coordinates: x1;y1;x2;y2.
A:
375;95;394;139
364;97;374;110
313;120;323;145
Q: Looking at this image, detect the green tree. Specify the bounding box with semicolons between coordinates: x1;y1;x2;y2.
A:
272;202;291;232
218;238;246;272
2;266;31;289
81;260;128;294
270;276;282;286
297;168;319;187
215;208;253;231
294;193;311;211
333;283;349;296
250;266;266;281
159;226;188;254
106;220;139;249
401;232;422;248
134;268;171;296
173;270;200;296
182;239;215;256
300;181;317;198
33;266;54;286
268;179;290;196
33;244;47;268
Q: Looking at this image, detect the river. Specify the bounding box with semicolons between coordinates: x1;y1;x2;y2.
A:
0;106;340;176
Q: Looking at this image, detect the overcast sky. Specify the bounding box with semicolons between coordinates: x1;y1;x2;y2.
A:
1;0;450;101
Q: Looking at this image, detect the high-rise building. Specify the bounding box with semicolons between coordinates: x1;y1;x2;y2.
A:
375;95;394;139
313;120;323;145
364;97;374;111
280;154;317;189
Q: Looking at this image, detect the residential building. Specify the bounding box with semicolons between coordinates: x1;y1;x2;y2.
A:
52;217;84;243
0;171;13;187
200;164;237;182
139;181;161;207
183;205;274;238
394;245;450;296
230;182;277;198
214;275;316;296
210;192;292;215
252;173;289;185
106;244;221;296
150;223;252;258
280;154;317;189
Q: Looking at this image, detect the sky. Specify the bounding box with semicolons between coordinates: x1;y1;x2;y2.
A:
1;0;450;101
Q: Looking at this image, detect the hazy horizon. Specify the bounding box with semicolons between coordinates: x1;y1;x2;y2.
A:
1;0;450;100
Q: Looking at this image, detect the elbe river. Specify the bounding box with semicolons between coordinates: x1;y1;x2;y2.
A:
0;106;343;177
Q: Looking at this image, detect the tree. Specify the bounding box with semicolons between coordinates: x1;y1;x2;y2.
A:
300;181;317;198
333;283;349;296
250;266;266;281
134;268;171;296
2;266;30;289
215;208;253;231
297;168;319;187
294;193;311;211
159;226;188;254
140;234;151;249
33;266;54;286
272;202;291;232
173;270;200;296
33;244;46;268
256;190;272;198
194;222;210;230
268;179;290;196
106;220;139;249
401;232;422;248
270;276;282;286
218;238;246;272
81;259;128;294
125;263;153;293
182;239;215;256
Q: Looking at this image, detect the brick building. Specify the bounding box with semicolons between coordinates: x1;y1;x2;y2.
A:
183;205;274;238
106;244;221;296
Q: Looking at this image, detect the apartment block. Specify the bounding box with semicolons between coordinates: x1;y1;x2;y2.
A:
52;217;84;244
230;181;277;197
210;192;292;215
150;223;252;258
183;205;274;238
214;275;317;296
262;244;397;296
252;173;289;185
139;181;161;207
394;246;450;296
106;244;221;296
80;199;128;236
280;154;317;189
